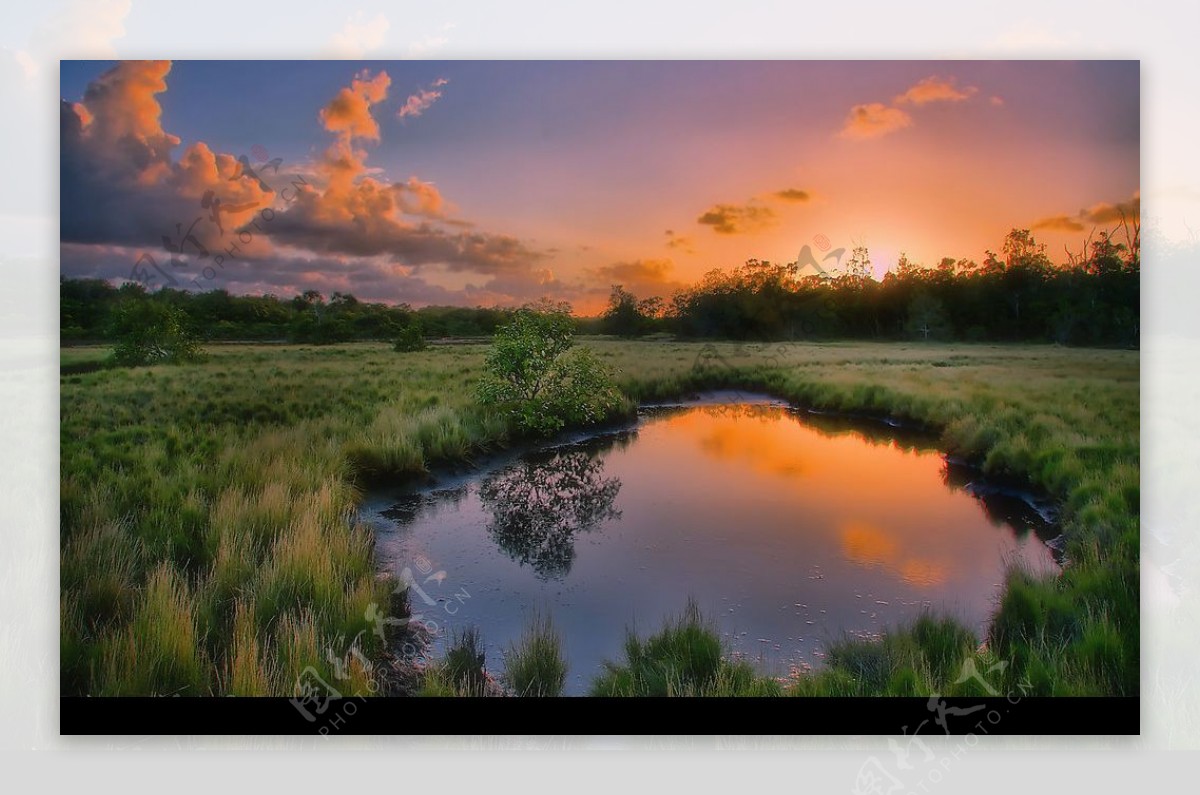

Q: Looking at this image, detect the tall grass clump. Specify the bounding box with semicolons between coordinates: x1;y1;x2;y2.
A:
417;627;492;697
224;598;274;696
805;613;978;696
503;612;568;697
590;600;781;696
97;563;208;695
443;627;488;695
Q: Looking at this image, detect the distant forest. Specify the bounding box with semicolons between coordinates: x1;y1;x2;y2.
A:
62;229;1139;348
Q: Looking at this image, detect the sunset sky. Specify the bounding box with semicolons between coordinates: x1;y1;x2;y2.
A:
59;60;1139;314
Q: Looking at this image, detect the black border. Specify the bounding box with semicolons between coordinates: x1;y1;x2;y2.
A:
61;696;1139;735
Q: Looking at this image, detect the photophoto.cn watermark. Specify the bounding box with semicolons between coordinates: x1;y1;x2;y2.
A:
129;145;308;291
289;552;471;735
852;658;1033;795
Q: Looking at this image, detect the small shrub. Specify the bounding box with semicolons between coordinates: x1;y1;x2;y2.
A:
393;321;427;352
476;306;623;435
108;299;204;367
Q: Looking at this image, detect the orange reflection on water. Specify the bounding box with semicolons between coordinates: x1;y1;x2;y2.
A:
899;560;949;588
656;405;1026;592
691;406;810;478
840;519;899;565
681;404;945;506
839;519;949;588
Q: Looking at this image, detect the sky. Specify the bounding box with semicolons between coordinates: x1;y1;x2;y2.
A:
59;59;1139;314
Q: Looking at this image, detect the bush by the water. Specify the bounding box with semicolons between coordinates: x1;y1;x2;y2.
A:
476;304;624;435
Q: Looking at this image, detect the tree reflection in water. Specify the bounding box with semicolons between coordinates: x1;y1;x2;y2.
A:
479;445;623;580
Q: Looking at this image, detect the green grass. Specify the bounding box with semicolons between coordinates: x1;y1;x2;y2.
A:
60;346;110;362
503;612;568;697
59;339;1139;696
591;600;784;697
793;613;980;696
419;627;492;696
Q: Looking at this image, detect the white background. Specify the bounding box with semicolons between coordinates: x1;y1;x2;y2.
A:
2;0;1197;790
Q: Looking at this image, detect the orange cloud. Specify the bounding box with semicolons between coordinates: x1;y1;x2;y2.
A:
589;258;674;283
313;69;393;205
664;229;695;253
61;60;273;253
62;62;555;307
584;258;686;302
266;71;545;278
1031;215;1086;232
697;202;777;235
1033;192;1141;233
77;60;178;154
396;176;448;217
840;77;976;142
319;69;391;141
838;102;913;140
1084;193;1140;225
895;76;978;106
773;188;811;203
398;77;449;120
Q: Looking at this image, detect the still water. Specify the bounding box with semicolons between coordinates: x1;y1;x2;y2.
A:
359;394;1060;695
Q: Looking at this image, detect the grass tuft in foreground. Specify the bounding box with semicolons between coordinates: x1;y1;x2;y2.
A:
502;611;568;697
590;600;784;697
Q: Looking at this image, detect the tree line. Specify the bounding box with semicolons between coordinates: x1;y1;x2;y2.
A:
600;228;1139;347
61;282;516;345
61;227;1139;352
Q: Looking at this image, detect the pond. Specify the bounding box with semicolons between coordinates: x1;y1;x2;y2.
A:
359;393;1061;695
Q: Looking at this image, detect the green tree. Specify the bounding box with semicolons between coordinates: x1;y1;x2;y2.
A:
845;244;872;281
476;306;623;435
905;291;951;341
108;299;203;366
602;285;643;337
393;318;427;352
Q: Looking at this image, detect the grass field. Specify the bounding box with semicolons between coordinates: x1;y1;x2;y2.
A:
59;339;1138;697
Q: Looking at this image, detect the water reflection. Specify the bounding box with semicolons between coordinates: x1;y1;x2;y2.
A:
839;519;949;588
381;485;470;525
362;399;1060;694
479;447;623;579
941;461;1058;543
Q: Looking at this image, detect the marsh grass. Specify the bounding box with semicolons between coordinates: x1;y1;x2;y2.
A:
590;600;784;696
439;627;489;696
798;613;980;696
60;340;1138;696
502;612;568;697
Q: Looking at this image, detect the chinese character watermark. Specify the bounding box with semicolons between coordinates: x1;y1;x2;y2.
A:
291;552;472;735
128;146;308;292
851;657;1032;794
